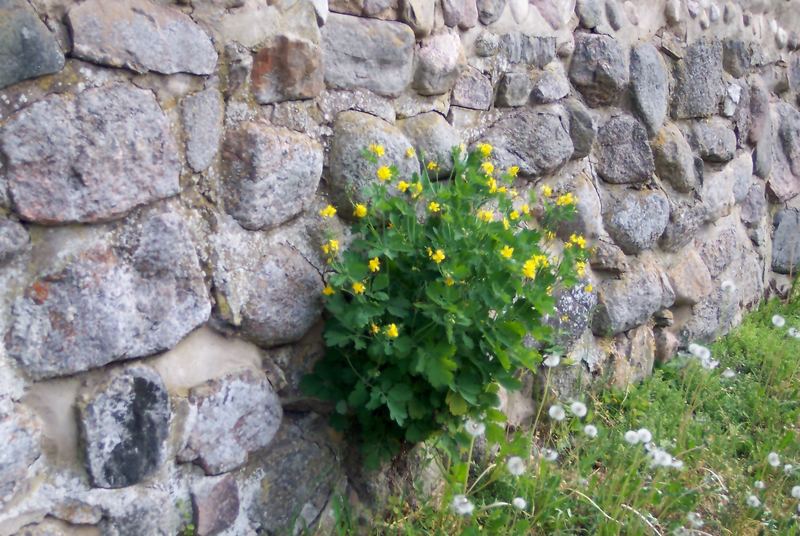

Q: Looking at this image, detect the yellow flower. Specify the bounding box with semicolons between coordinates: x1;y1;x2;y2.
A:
431;249;446;264
370;323;380;334
541;185;553;198
510;210;520;221
369;143;385;157
426;246;433;257
322;285;335;296
376;166;392;182
522;254;549;279
486;177;498;193
405;147;416;158
556;192;576;206
478;143;492;158
546;230;556;241
497;186;507;194
521;204;530;215
508;166;520;177
412;182;423;198
546;285;553;296
584;284;594;293
397;180;410;193
427;161;439;171
319;204;337;218
321;239;339;255
368;257;381;273
353;203;368;218
385;323;399;338
477;209;493;222
428;201;441;213
510;189;519;198
502;217;510;230
444;276;455;286
560;314;569;322
500;245;514;259
570;234;587;249
576;261;586;277
481;161;494;175
352;281;366;295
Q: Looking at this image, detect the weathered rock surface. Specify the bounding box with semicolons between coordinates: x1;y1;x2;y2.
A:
221;122;323;231
499;33;556;68
654;327;679;364
630;43;669;135
0;402;41;501
480;107;573;177
668;249;713;305
592;258;675;335
443;0;464;26
192;475;240;536
652;123;698;193
67;0;217;75
772;209;800;274
252;35;324;104
546;283;598;350
7;212;211;379
496;72;532;107
321;13;415;97
450;66;493;110
182;88;224;173
602;188;669;254
576;0;604;28
671;39;725;119
702;152;752;221
596;115;655;184
741;181;767;227
771;102;800;201
0;0;64;89
722;39;753;79
398;112;459;175
565;99;595;159
0;218;29;263
568;33;629;107
685;118;737;162
477;0;506;25
413;30;465;96
611;325;655;387
78;365;170;488
530;63;570;103
749;75;773;179
179;369;282;475
0;84;180;224
328;111;416;208
590;240;628;274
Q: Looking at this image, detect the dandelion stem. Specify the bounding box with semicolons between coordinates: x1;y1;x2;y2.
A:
620;504;662;536
567;488;619;524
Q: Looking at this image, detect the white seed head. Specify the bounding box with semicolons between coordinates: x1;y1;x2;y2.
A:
721;279;736;292
570;401;588;418
542;448;558;462
746;494;761;508
792;486;800;499
543;354;561;367
754;480;766;490
785;464;794;475
624;430;640;445
452;494;475;515
584;424;598;438
721;368;736;379
512;497;527;510
506;456;525;476
637;428;653;443
465;419;486;437
772;315;786;328
687;511;704;529
788;327;800;339
549;404;566;421
768;451;781;467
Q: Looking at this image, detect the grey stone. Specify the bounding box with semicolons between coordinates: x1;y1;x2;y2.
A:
328;111;416;209
652;123;697;193
321;14;415;97
731;79;751;147
450;66;493;110
67;0;217;75
319;88;395;123
569;33;629;107
555;171;605;240
496;71;532;107
546;283;598;351
401;0;435;37
653;308;673;327
749;76;773;179
221;123;323;231
179;369;282;475
697;225;744;278
777;102;800;177
605;0;625;30
576;0;604;29
603;188;669;254
413;30;465;96
477;0;506;24
722;39;753;78
610;325;655;387
182;88;224;173
251;35;324;105
530;0;573;29
592;258;675;336
668;249;713;305
772;209;800;274
702;152;752;222
590;239;628;274
0;402;41;502
0;218;28;263
740;181;766;227
398;112;459;176
630;43;669;135
192;475;239;536
78;365;170;489
654;327;679;364
459;0;479;29
7;212;211;379
770;103;800;202
0;84;180;224
480;106;573;177
671;39;724;119
474;30;500;56
100;487;174;536
0;0;64;89
530;63;570;103
659;200;705;252
565;98;595;159
499;33;556;68
596;114;655;184
685;118;737;163
442;0;464;26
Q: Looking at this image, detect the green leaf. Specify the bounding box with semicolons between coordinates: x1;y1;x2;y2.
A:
446;391;468;416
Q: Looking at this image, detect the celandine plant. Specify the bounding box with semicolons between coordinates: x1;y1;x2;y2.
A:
301;143;589;467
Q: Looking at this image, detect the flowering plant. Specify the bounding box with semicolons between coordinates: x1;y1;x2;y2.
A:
302;143;588;467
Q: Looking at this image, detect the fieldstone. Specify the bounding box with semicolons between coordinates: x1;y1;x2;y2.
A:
496;71;533;107
685;118;737;163
401;0;435;36
665;0;681;24
499;33;556;68
328;0;396;17
602;188;669;254
459;0;479;29
221;123;323;231
546;283;598;350
722;82;741;118
443;0;464;26
480;106;573;177
731;79;751;148
477;0;506;24
630;43;669;135
397;112;459;176
659;200;705;252
7;212;211;379
182;88;224;173
0;84;180;224
722;39;752;79
605;0;626;29
671;39;724;119
179;369;282;475
192;475;239;536
568;33;629;107
508;0;529;22
592;258;675;336
702;152;752;221
654;328;679;364
653;309;673;327
576;0;604;29
749;76;773;179
596;114;655;184
740;181;767;227
99;487;174;536
413;31;465;96
772;209;800;274
474;30;500;56
328;111;416;209
0;218;29;263
78;365;170;489
252;35;324;105
770;103;800;202
610;325;655;387
0;0;65;89
777;102;800;177
450;66;493;110
667;249;713;305
530;0;574;29
590;240;628;274
0;402;41;501
319;88;395;123
565;98;595;159
555;171;604;239
530;63;570;103
321;14;415;97
67;0;216;75
652;123;698;193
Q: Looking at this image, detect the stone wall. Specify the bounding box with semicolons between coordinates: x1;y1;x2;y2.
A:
1;0;800;533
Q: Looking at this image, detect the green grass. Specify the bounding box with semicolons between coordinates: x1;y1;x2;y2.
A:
331;286;800;535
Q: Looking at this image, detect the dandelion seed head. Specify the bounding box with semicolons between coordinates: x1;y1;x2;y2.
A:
754;480;766;490
464;419;486;437
687;512;704;529
637;428;653;443
624;430;640;445
543;354;561;367
549;404;566;421
768;452;781;467
506;456;525;476
773;315;786;328
746;494;761;508
570;401;588;418
584;424;598;438
451;494;475;515
512;497;527;510
671;459;684;470
542;448;558;462
785;464;794;475
578;477;589;488
792;486;800;499
721;368;736;379
721;280;736;292
789;327;800;339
